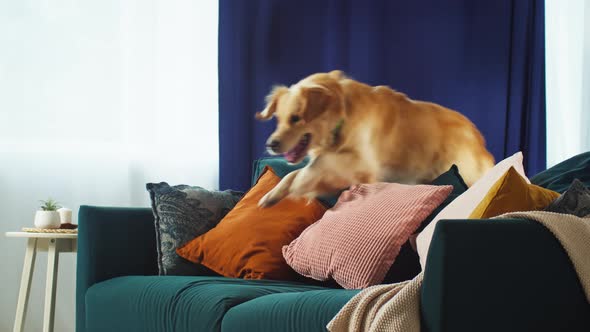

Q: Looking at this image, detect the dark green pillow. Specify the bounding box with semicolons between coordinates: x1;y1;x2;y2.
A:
531;151;590;193
416;164;469;233
383;164;468;283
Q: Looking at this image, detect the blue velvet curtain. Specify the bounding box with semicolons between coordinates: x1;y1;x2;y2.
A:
219;0;545;191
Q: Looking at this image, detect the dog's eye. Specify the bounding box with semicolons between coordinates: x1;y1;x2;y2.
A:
290;115;301;124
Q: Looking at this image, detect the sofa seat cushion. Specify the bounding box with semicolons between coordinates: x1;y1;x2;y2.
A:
222;289;360;332
85;276;326;332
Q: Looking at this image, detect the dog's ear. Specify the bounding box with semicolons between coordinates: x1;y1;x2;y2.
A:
256;85;288;121
301;85;334;122
328;70;346;80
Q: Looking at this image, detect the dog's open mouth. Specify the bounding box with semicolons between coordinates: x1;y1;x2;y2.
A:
283;133;311;163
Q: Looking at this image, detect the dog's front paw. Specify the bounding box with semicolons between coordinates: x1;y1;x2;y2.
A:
258;192;280;208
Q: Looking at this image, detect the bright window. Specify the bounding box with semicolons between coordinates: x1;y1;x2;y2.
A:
0;1;218;330
545;0;590;167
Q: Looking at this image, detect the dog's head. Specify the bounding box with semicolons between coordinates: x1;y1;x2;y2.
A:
255;70;346;164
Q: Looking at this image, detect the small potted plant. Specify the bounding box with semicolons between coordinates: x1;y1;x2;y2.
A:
34;198;62;229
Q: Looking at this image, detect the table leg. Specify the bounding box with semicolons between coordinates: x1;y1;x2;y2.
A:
43;238;59;332
13;238;37;332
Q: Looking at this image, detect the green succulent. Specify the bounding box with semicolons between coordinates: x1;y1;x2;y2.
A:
39;198;61;211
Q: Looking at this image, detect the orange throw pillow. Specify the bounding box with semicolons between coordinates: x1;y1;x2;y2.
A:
177;167;327;280
469;167;560;219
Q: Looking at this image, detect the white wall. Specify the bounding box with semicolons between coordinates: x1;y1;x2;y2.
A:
0;1;219;331
546;0;590;167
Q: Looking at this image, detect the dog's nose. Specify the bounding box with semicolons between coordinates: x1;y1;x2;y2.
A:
266;139;281;153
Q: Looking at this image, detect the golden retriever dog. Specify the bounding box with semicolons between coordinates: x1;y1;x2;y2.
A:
256;70;494;208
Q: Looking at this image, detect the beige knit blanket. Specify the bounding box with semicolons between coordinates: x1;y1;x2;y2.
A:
327;211;590;332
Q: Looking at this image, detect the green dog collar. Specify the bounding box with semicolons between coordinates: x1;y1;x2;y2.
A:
331;118;345;144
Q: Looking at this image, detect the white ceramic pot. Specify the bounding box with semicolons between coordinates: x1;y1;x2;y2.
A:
34;211;61;229
57;207;72;224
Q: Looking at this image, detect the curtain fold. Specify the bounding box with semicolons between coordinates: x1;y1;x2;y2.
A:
504;0;546;176
219;0;546;191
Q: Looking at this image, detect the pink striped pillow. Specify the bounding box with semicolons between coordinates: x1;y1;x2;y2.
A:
282;183;452;289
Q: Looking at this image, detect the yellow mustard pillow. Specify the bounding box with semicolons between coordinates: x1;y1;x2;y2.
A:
469;166;560;219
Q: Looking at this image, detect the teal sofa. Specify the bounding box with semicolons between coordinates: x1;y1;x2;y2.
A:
76;158;590;332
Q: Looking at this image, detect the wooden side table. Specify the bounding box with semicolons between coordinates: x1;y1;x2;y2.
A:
6;232;77;332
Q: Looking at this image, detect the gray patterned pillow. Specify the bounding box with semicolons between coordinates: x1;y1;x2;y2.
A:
147;182;243;275
544;179;590;217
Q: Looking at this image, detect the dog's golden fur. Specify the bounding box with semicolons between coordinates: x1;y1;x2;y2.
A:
256;70;495;207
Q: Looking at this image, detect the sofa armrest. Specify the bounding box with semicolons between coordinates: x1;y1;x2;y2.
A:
421;219;590;332
76;205;158;332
